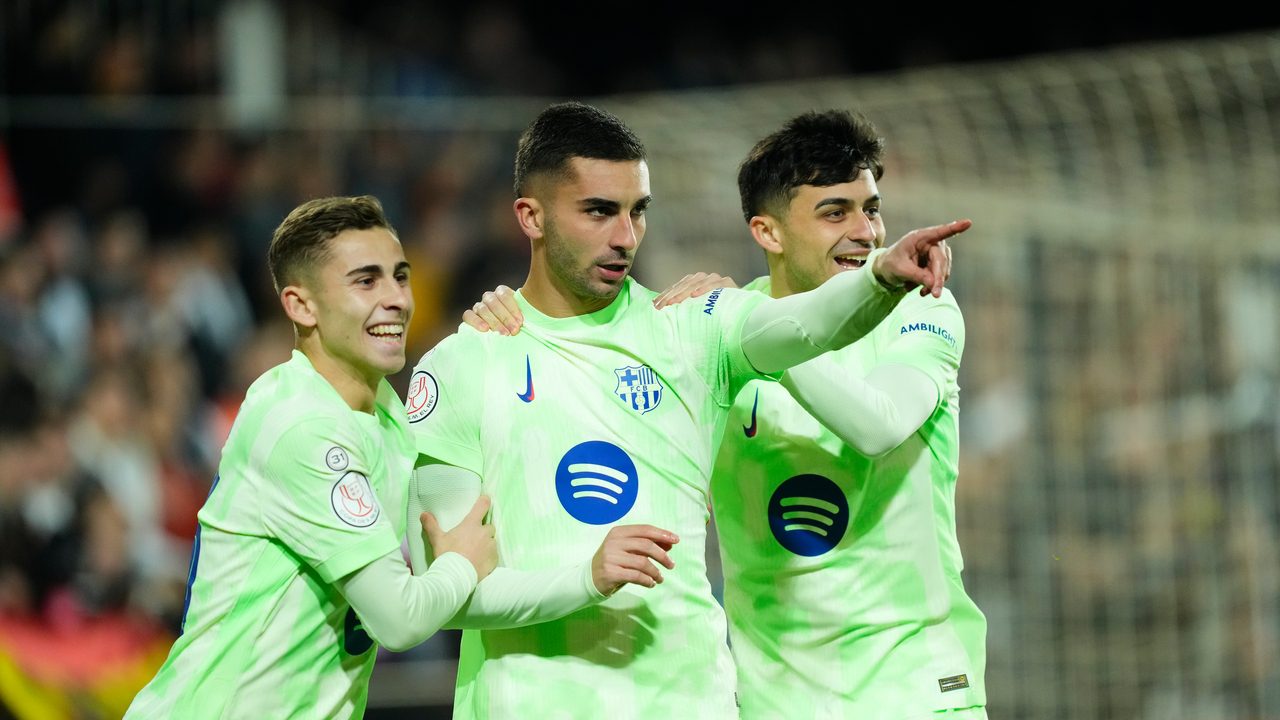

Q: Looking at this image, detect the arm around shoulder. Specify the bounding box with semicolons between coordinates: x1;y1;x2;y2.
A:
740;250;903;374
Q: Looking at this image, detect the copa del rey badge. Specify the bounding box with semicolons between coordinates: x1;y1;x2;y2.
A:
406;370;439;423
331;471;380;527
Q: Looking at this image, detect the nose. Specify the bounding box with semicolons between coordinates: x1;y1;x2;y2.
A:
850;210;877;244
610;215;640;253
382;278;413;316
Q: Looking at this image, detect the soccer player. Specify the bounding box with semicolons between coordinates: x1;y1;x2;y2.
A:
126;195;498;719
408;101;969;718
713;110;987;719
468;110;988;719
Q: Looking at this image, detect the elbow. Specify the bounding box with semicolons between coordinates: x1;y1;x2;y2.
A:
364;622;430;653
843;429;911;458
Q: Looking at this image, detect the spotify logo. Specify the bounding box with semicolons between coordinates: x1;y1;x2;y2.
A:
767;474;849;556
555;441;639;525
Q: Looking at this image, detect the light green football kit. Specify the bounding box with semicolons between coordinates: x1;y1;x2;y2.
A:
407;278;774;719
712;277;987;720
126;350;470;719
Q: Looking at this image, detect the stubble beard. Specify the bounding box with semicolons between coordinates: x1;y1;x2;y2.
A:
545;218;624;305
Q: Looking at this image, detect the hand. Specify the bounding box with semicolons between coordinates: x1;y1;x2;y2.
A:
462;285;523;335
652;272;737;309
591;524;680;596
872;219;971;298
422;495;498;581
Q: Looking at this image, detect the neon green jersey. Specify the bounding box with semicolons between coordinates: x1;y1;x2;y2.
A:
126;350;414;719
712;277;986;720
407;278;770;719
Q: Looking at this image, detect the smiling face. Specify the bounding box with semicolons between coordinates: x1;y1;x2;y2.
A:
520;156;651;316
285;227;413;407
762;169;885;296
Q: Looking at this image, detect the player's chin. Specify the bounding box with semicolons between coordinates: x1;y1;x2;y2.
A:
369;344;408;375
587;274;627;297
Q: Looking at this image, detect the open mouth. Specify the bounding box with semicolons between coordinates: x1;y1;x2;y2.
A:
833;254;868;269
368;323;405;340
598;263;629;280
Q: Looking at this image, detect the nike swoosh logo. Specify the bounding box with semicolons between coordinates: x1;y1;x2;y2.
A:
516;355;535;403
743;388;759;437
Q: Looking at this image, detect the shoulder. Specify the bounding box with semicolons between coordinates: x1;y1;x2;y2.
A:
241;357;353;428
627;278;659;304
410;325;491;372
664;286;764;322
886;289;966;352
263;413;374;484
740;275;771;294
896;287;961;313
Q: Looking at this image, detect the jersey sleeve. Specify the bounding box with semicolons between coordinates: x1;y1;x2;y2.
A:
260;417;403;584
673;286;775;408
877;290;966;400
404;332;485;473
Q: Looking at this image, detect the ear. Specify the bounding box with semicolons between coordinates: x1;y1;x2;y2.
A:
280;285;317;329
513;197;544;241
748;215;784;256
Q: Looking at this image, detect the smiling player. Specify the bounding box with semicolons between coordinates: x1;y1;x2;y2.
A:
712;110;987;719
406;102;968;719
126;196;496;719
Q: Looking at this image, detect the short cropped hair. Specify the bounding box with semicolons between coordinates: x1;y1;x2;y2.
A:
267;195;394;293
737;110;885;222
513;101;646;196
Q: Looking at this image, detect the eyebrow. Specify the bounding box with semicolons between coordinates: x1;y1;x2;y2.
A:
345;260;411;278
579;195;653;210
813;194;880;211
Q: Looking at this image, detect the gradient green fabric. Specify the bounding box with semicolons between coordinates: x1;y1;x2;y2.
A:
126;350;413;719
407;278;769;719
712;277;987;719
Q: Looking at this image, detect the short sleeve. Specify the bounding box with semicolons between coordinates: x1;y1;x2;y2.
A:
261;417;402;584
878;291;965;400
404;332;484;473
673;286;775;408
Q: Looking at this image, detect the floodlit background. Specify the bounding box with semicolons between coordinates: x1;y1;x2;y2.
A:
1;2;1278;718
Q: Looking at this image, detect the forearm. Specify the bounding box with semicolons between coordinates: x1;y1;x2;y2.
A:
782;358;939;456
446;561;604;629
336;549;477;652
740;250;904;373
409;461;605;630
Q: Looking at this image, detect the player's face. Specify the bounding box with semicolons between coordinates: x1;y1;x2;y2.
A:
308;227;414;384
776;169;885;293
542;157;651;307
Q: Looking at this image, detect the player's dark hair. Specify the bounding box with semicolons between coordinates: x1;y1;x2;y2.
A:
514;101;647;196
268;195;395;293
737;110;885;222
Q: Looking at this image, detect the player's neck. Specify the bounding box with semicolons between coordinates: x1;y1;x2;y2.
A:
521;269;617;318
767;261;799;299
298;341;378;414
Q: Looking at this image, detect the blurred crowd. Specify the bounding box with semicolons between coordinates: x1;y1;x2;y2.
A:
0;3;558;715
0;4;929;714
5;2;1280;718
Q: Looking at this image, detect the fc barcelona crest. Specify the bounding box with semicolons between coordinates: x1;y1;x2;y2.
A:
614;365;663;415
